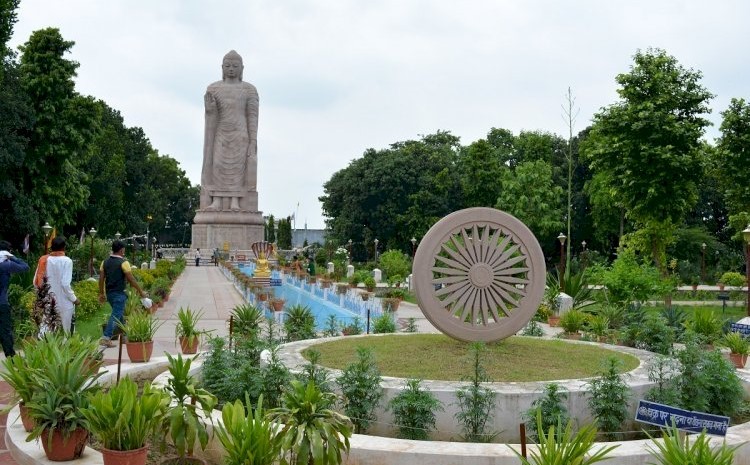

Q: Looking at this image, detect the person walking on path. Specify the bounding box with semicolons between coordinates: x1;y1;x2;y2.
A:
195;248;201;267
33;236;79;333
98;240;147;347
0;240;30;357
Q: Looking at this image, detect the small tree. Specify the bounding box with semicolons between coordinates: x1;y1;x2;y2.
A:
587;357;630;440
378;249;410;284
388;378;443;440
454;342;498;442
337;347;383;433
523;383;569;441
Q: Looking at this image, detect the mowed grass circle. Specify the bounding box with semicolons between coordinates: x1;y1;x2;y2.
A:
307;334;640;382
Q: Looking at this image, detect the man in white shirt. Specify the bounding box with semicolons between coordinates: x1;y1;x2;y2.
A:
34;236;79;333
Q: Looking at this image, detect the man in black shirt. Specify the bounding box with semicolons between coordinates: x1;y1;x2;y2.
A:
98;240;147;347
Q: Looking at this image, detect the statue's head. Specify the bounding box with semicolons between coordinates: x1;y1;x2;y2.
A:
222;50;244;81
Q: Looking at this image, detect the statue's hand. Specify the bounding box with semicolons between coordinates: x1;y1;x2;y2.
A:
205;92;217;114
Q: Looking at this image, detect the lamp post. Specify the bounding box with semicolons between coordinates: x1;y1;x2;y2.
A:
42;222;52;254
146;214;152;258
115;232;121;241
411;237;417;257
347;239;352;263
743;225;750;316
581;240;588;269
88;227;97;277
701;242;707;283
557;232;567;289
374;238;379;262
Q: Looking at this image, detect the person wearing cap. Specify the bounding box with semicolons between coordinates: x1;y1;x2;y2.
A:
98;240;147;347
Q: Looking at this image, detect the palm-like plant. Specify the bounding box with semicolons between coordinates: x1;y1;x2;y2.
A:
284;305;316;341
230;303;264;337
269;380;352;465
514;411;618;465
647;424;738;465
215;395;283;465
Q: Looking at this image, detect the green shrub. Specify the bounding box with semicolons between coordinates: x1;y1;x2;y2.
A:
454;342;498;442
594;248;671;305
560;309;587;334
338;347;383;433
378;250;411;283
719;271;746;287
131;268;155;290
684;308;722;345
586;357;630;440
647;424;738;465
635;314;675;355
388;379;443;440
523;383;569;441
72;279;102;319
372;312;396;334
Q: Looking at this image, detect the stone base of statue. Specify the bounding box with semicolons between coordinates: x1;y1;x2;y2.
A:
191;213;264;251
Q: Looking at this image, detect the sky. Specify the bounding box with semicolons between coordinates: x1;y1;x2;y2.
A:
9;1;750;230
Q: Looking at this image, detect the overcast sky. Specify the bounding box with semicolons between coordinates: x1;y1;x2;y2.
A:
9;1;750;229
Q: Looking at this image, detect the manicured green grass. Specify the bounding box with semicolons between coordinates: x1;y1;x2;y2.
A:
308;334;640;382
74;303;111;340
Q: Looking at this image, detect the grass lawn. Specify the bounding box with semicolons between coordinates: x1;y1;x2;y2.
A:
74;303;111;340
644;303;747;322
307;334;640;382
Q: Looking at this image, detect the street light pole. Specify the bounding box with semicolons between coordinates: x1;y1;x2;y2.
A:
411;237;417;257
747;238;750;315
557;233;567;290
374;238;379;262
42;222;52;254
701;242;707;283
347;239;352;263
88;227;97;277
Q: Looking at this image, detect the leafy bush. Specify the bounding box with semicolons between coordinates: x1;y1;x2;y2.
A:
372;312;397;334
635;314;675;355
521;320;545;337
593;248;671;305
719;271;746;287
72;279;102;319
297;349;334;398
645;355;681;406
586;357;630;440
523;383;569;441
378;250;411;283
337;347;383;433
560;309;587;334
684;308;722;345
388;379;443;440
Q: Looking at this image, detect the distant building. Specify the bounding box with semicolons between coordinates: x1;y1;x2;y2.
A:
292;228;326;248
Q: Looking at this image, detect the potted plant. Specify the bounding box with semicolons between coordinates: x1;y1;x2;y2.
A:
336;283;349;295
360;291;372;301
1;337;47;432
268;297;285;312
721;331;750;369
82;378;169;465
175;306;205;354
215;395;283;465
560;309;587;339
24;333;102;461
364;276;376;292
162;353;218;465
120;310;163;362
268;381;352;465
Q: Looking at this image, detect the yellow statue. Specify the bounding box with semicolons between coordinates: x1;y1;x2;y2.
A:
255;250;270;278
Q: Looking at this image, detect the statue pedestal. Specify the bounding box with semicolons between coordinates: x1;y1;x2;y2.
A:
191;220;264;251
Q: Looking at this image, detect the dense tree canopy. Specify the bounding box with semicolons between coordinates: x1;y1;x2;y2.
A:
0;2;198;250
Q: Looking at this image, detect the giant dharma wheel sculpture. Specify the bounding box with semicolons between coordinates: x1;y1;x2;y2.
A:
413;207;546;342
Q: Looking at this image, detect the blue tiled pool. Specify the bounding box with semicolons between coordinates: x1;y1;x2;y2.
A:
234;265;381;330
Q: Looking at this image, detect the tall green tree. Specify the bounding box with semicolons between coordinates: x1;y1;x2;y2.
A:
18;28;99;229
0;0;33;244
496;159;564;241
458;138;505;207
717;98;750;236
266;214;276;243
582;48;713;271
277;216;292;250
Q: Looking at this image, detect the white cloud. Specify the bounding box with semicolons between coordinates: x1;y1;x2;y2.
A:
10;0;750;230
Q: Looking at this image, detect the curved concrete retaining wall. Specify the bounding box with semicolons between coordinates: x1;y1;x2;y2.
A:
277;334;663;442
9;348;750;465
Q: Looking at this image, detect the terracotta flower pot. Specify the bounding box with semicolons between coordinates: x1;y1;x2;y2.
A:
547;315;561;327
40;427;88;461
730;352;748;369
125;341;154;363
381;297;400;312
102;445;148;465
565;332;582;340
270;300;285;312
360;292;371;301
19;402;34;432
179;335;199;355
